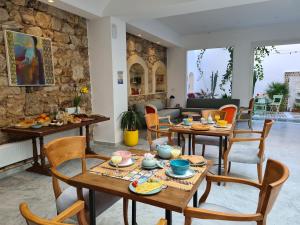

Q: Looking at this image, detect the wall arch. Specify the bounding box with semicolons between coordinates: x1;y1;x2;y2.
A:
127;55;148;95
152;61;167;93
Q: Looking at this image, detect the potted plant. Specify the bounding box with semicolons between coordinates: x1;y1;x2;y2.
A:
120;108;142;146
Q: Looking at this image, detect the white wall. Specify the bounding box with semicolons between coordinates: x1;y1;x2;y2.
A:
88;17;128;144
167;47;187;107
182;22;300;106
254;44;300;95
187;48;231;97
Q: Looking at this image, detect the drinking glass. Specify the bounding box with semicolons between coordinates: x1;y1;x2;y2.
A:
215;114;221;122
111;155;122;174
171;146;182;159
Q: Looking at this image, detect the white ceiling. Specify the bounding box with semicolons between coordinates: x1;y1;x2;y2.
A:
39;0;300;46
158;0;300;35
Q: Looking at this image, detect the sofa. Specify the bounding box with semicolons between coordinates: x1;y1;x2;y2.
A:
181;98;240;114
134;99;180;120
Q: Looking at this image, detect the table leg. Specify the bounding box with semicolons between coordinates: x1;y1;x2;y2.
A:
177;133;180;146
132;200;137;225
89;190;96;225
218;136;223;186
26;137;50;176
79;127;83;136
165;209;172;225
189;134;192;155
193;191;198;207
85;125;96;154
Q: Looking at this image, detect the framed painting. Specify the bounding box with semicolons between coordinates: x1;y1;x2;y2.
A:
4;30;54;86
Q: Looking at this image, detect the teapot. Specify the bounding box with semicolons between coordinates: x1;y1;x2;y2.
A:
156;144;173;159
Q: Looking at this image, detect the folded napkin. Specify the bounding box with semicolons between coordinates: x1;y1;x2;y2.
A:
181;155;205;164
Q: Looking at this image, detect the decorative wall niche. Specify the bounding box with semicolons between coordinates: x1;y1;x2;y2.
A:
126;33;167;106
127;55;148;96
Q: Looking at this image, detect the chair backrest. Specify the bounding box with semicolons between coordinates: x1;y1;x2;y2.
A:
219;104;238;124
201;110;226;120
20;201;87;225
145;113;159;129
44;136;86;168
271;95;283;105
145;104;157;114
261;119;274;139
248;98;255;114
256;159;289;217
44;136;86;199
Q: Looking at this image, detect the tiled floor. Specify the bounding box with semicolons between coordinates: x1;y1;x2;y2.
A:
0;121;299;225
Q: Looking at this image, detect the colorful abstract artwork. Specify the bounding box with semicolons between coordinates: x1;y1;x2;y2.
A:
4;30;54;86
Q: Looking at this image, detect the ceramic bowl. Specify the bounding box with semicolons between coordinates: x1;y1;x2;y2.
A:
170;159;190;175
142;158;157;168
113;150;132;164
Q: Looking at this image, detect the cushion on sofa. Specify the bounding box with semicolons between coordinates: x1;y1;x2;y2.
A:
158;109;180;119
186;99;240;109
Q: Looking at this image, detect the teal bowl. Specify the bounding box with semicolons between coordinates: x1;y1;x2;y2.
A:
170;159;190;175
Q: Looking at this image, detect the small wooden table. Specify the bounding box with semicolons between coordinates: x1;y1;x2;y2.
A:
68;149;211;225
1;115;109;176
169;124;233;179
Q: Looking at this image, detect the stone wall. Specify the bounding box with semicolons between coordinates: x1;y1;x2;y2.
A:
127;33;167;106
0;0;91;144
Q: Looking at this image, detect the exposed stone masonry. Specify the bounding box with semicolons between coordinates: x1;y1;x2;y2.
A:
0;0;91;144
127;33;167;106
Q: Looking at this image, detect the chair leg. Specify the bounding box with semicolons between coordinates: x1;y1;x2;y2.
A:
257;219;266;225
257;163;263;183
224;159;228;177
228;161;231;174
184;217;192;225
201;144;206;156
123;198;129;225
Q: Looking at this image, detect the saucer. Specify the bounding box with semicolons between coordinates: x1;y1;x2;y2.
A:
165;168;195;179
109;158;135;167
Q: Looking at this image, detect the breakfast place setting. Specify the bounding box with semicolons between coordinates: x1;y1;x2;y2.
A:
68;147;210;225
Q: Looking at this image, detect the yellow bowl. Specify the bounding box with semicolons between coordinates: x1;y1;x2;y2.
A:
217;120;228;127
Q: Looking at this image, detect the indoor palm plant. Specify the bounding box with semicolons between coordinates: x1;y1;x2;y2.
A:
120;107;142;146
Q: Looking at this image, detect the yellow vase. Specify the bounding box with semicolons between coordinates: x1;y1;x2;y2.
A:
124;130;139;146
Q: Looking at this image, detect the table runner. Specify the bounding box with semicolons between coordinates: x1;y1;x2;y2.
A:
89;155;207;191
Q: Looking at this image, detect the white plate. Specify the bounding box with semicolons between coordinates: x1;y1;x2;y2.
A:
109;158;135;167
165;168;195;179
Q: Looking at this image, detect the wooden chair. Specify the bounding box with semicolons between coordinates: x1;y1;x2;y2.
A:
237;98;254;130
268;95;283;113
184;159;289;225
192;110;226;156
20;200;88;225
44;136;128;225
224;119;274;183
145;103;173;129
219;104;238;124
145;113;185;152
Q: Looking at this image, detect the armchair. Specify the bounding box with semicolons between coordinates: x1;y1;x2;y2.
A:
184;159;289;225
237;97;254;130
224;120;274;183
44;136;128;225
20;200;88;225
145;113;185;152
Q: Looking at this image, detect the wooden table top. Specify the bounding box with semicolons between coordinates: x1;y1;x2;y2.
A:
169;123;234;137
68;149;211;213
1;115;109;137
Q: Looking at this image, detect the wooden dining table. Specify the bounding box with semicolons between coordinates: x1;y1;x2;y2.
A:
169;123;234;179
1;115;109;176
68;149;211;225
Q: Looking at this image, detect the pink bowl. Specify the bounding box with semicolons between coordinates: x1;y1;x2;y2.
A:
113;150;132;164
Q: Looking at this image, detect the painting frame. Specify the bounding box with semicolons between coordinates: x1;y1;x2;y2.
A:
4;30;55;86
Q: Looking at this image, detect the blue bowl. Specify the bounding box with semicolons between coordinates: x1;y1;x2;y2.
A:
170;159;190;175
